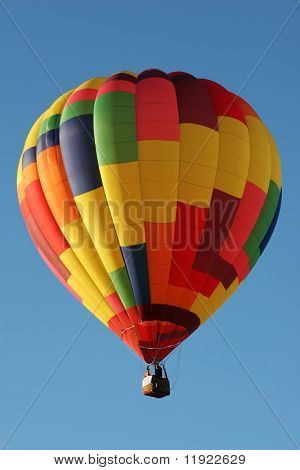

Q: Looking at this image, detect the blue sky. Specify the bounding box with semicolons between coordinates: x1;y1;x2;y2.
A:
0;0;300;450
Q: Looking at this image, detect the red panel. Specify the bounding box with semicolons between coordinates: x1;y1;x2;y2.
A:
219;183;266;262
189;269;219;296
115;309;133;330
119;320;192;363
67;88;98;105
242;181;266;209
37;247;81;301
25;180;69;256
97;79;136;97
176;201;208;231
200;79;246;125
107;317;122;337
167;202;208;308
233;249;250;281
197;189;240;253
136;120;179;141
236;96;260;118
20;200;71;282
137;103;178;122
172;232;197;266
169;263;190;288
136;87;174;106
144;221;175;305
127;305;143;324
109;315;124;334
172;203;208;265
106;72;136;83
136;74;180;141
171;72;217;129
105;291;125;314
193;252;237;289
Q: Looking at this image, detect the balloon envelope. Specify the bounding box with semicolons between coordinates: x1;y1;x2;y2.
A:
17;70;282;363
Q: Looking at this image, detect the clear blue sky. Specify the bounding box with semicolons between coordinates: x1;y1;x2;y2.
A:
0;0;299;450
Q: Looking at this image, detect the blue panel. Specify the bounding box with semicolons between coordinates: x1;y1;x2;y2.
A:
259;190;282;254
121;243;151;306
37;129;59;154
22;146;36;169
59;115;102;196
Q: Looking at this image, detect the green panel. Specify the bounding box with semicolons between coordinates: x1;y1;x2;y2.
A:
244;231;260;259
243;179;281;267
260;199;276;226
39;114;60;136
97;105;135;124
97;122;137;145
109;266;136;309
96;91;135;107
252;216;270;243
248;248;260;269
98;142;138;165
60;100;95;124
268;180;280;205
94;90;138;165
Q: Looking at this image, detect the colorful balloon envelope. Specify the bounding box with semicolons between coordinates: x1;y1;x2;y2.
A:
17;70;282;364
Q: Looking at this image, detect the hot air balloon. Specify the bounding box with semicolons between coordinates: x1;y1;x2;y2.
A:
17;70;281;398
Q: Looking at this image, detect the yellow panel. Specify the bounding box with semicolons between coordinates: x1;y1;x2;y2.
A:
247;163;270;194
206;283;226;311
245;116;271;193
141;182;178;223
45;90;73;116
143;198;177;224
60;248;101;303
114;70;137;78
137;139;180;226
140;160;179;182
23;162;39;188
246;115;267;133
248;131;270;151
116;222;146;246
76;77;106;91
17;158;23;188
141;180;177;201
189;291;209;316
138;140;180;161
217;150;249;179
224;277;239;299
61;218;115;296
17;158;25;203
82;297;115;326
179;161;216;187
62;217;94;249
100;163;143;228
23;114;45;153
266;128;282;188
214;170;246;198
217;116;249;142
180;123;219;147
189;278;239;325
178;183;213;207
219;133;250;159
180;141;218;167
67;275;95;307
210;278;239;313
74;188;124;272
93;299;115;325
102;181;141;208
100;163;145;245
190;283;225;322
100;161;140;184
141;177;179;217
